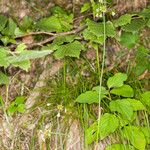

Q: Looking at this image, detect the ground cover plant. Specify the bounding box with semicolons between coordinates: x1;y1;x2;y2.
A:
0;0;150;149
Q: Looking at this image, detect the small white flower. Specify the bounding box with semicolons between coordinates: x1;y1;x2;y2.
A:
111;11;116;16
47;103;51;106
57;112;60;118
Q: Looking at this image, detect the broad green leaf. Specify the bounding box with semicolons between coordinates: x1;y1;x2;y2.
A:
107;73;127;89
15;96;25;104
12;60;30;71
8;50;52;63
99;113;119;140
122;18;146;32
1;36;16;46
16;43;27;52
54;41;84;58
0;15;8;31
125;98;145;111
0;72;9;85
81;2;91;13
106;144;135;150
76;91;99;104
140;91;150;108
120;32;139;48
82;28;104;44
20;16;33;31
117;115;130;127
92;86;108;95
122;126;146;150
110;84;134;97
7;102;17;115
106;21;116;37
139;6;150;19
113;14;132;27
17;104;25;113
85;113;119;144
2;18;17;36
135;46;150;76
109;99;134;120
0;48;9;67
36;16;62;32
141;127;150;144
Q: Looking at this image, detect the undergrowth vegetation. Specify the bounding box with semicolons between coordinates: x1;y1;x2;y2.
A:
0;0;150;149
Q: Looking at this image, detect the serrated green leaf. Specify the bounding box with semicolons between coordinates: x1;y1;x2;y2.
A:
107;73;127;89
109;99;134;120
0;14;8;31
20;16;33;31
110;84;134;97
0;72;9;85
120;32;139;48
85;113;119;144
140;91;150;108
8;50;52;63
81;2;91;13
99;113;119;140
0;48;9;67
122;18;145;32
12;60;30;71
122;126;146;150
106;144;135;150
113;14;132;27
2;18;17;36
16;43;27;52
54;41;84;58
125;98;146;111
76;91;99;104
141;127;150;144
86;19;115;38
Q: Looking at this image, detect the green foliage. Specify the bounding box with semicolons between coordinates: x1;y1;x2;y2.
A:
76;91;99;104
110;99;134;120
0;72;9;85
85;113;119;144
0;15;8;32
106;144;135;150
140;91;150;108
122;126;146;150
81;2;91;13
135;46;150;75
36;7;73;32
8;96;26;115
113;14;132;27
107;73;127;89
120;32;139;48
110;84;134;97
54;41;84;58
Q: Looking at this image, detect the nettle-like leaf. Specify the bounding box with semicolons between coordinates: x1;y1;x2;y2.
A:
107;73;127;89
110;84;134;97
109;99;134;120
105;144;135;150
0;71;9;85
141;127;150;144
125;98;145;111
122;18;146;32
8;96;26;115
86;19;115;38
54;41;84;58
0;48;10;67
120;32;139;48
113;14;132;27
0;14;8;32
135;46;150;76
81;2;91;13
2;18;17;36
140;91;150;108
99;113;119;140
76;91;99;104
85;113;119;144
36;8;73;32
122;126;146;150
83;28;104;44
